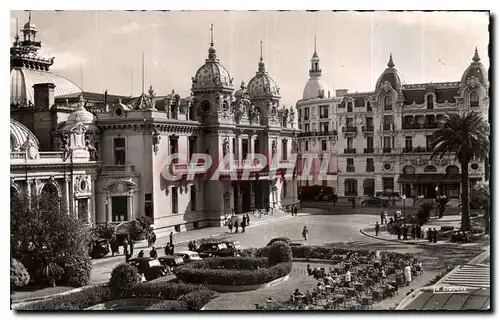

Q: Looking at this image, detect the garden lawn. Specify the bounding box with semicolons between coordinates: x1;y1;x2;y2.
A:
11;286;74;303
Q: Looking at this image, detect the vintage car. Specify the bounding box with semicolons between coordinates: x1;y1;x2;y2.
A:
362;197;390;207
197;242;239;258
158;255;185;268
173;250;203;263
127;257;169;281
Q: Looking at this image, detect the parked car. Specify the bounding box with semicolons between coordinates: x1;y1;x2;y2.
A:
196;242;236;258
174;250;203;263
89;239;110;259
289;242;304;248
362;197;389;207
158;255;185;268
127;257;169;281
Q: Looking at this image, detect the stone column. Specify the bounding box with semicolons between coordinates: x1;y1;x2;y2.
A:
128;191;134;221
90;177;96;224
25;179;33;209
106;194;112;222
64;177;71;215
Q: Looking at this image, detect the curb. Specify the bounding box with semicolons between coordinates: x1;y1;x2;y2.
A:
359;228;484;251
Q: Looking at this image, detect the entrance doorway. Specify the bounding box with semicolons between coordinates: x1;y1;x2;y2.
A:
112;196;128;221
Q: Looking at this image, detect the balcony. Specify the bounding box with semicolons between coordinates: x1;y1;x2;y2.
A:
402;123;439;130
319;113;329;119
382;148;392;153
362;126;374;132
10;151;68;165
366;165;375;172
342;127;357;133
364;148;374;154
344;148;356;154
346;165;355;173
403;147;432;153
382;124;393;131
298;130;337;138
102;165;135;174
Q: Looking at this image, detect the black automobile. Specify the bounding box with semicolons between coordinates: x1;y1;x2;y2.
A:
89;239;110;259
362;197;390;207
127;257;169;281
158;255;185;268
196;242;238;258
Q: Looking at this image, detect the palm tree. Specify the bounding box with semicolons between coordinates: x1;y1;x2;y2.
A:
430;112;489;231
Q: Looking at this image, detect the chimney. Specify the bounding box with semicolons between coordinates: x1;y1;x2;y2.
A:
33;83;56;110
335;89;348;98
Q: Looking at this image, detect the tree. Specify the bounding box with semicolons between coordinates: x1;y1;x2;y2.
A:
472;181;490;234
11;193;91;287
430;112;489;230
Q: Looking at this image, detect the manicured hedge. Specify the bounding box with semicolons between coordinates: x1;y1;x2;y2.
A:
266;237;292;247
16;281;217;311
268;241;293;266
11;259;30;289
174;257;292;286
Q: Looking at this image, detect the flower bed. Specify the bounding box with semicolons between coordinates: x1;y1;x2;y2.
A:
14;281;218;311
174;257;292;286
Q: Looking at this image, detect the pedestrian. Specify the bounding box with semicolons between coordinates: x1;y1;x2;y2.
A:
332;194;338;206
150;246;158;259
170;243;175;254
137;250;144;258
146;232;152;248
396;224;401;240
433;228;438;243
234;220;239;234
404;262;412;285
427;228;432;242
228;221;233;233
169;231;175;247
403;225;408;240
384;211;388;224
192;240;198;252
188;241;193;251
110;235;119;256
302;226;309;241
242;215;247;227
246;213;250;225
380;211;384;225
295;206;299;216
375;221;380;236
241;219;246;233
129;237;135;256
151;231;157;247
123;238;129;257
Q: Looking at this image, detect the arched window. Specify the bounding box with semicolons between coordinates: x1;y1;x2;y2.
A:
427;95;434;109
366;101;372;111
403;166;415;175
347;101;353;112
470;91;479;108
384;95;392;111
446;165;459;175
424;165;437;173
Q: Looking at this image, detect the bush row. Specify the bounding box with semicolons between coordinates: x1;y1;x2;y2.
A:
188;256;269;270
174;261;292;286
16;281;218;311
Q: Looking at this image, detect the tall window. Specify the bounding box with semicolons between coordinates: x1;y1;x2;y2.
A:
255;138;260;154
77;199;89;222
171;187;178;214
298;109;302;120
366;158;374;172
145;193;153;219
282;139;288;160
188;137;196;162
405;136;413;150
383;178;394;194
320;105;329;118
470;91;479;107
367;101;372;111
305;141;309;151
347;158;354;166
346;118;354;127
366;136;374;150
383;136;391;149
170;137;179;163
347;137;354;149
312;124;317;132
304;107;310;119
321;122;329;132
384;95;392;111
114;138;126;165
347;101;353;112
190;185;196;211
427;95;434;109
321;140;327;151
304;124;310;132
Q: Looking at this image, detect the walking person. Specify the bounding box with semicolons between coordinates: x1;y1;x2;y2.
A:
242;215;247;228
380;211;385;225
241;219;246;233
433;228;438;243
146;232;152;248
129;236;135;256
375;221;380;236
234;220;239;234
150;246;158;259
396;224;402;240
246;213;250;225
192;240;197;252
403;225;408;240
123;238;129;257
169;232;175;247
302;226;309;241
404;262;412;286
228;220;233;233
110;235;119;257
384;211;388;225
151;231;157;247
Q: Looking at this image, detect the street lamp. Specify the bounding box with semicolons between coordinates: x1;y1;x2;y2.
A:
401;195;406;219
435;186;439;218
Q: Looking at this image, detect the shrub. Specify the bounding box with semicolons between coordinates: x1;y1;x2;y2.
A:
174;259;292;286
266;237;291;247
109;264;142;297
131;217;153;241
145;300;189;311
11;258;30;289
255;247;271;258
195;257;268;270
417;201;434;225
89;223;115;242
178;289;219;310
60;256;92;287
124;281;205;301
268;241;292;266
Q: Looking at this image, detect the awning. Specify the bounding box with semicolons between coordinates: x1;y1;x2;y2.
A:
398;287;490;310
398;174;461;183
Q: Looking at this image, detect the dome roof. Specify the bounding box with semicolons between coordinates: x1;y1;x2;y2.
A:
461;48;488;87
192;45;233;88
247;58;280;97
375;54;404;91
11;68;82;106
10;119;39;151
234;81;249;99
65;95;95;127
303;77;326;100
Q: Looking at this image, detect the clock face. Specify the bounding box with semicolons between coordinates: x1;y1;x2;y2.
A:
201;101;211;113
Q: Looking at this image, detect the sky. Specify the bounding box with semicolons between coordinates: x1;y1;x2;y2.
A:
10;10;490;106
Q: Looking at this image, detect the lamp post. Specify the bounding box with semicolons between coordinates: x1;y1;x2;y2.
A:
434;186;439;218
401;195;406;219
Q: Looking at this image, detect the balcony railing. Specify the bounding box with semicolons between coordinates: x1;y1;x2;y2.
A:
346;165;355;173
382;124;393;131
402;123;439;130
382;148;392;153
362;126;374;132
298;130;338;138
172;162;208;174
344;148;356;154
366;166;375;172
364;148;374;154
342;127;357;133
319;113;329;119
403;146;433;153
